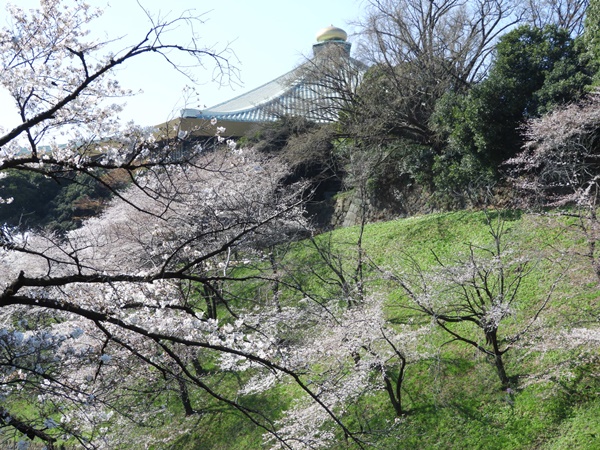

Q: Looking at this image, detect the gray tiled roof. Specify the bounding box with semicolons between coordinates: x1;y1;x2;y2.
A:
181;48;364;125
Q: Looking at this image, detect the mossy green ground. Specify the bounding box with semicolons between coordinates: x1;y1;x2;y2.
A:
129;211;600;448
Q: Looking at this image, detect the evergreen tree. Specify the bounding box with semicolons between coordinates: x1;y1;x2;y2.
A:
585;0;600;81
435;25;590;180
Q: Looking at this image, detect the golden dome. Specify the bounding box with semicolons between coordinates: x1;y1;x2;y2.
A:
316;25;347;42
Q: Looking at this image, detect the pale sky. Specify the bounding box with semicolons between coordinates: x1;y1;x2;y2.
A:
1;0;366;130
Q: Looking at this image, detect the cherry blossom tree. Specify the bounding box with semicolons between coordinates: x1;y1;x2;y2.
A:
388;211;560;388
233;226;435;448
235;295;430;449
0;1;371;448
508;92;600;283
0;145;344;447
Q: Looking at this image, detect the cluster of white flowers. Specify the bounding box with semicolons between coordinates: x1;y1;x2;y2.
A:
255;296;430;448
0;0;272;446
509;92;600;208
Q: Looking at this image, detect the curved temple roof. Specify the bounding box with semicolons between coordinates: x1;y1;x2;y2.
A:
175;26;365;137
181;68;329;124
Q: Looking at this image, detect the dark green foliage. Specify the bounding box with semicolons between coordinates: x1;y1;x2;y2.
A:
430;91;496;204
489;25;587;117
533;40;592;115
428;25;590;204
0;170;63;229
584;0;600;82
46;174;106;231
436;25;591;177
0;169;122;232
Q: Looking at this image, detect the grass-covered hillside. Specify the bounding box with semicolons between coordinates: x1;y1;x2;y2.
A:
163;209;600;449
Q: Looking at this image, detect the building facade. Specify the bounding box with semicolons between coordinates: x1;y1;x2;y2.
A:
164;26;365;139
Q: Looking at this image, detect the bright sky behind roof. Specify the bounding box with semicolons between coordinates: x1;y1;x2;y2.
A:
0;0;365;131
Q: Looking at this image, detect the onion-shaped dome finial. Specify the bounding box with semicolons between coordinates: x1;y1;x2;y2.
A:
316;25;348;42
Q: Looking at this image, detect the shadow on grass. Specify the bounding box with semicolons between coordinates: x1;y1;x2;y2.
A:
482;209;523;223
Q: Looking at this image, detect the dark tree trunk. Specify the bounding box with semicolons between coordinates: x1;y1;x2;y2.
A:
192;357;205;376
383;355;406;416
177;377;195;416
383;375;403;416
487;329;510;387
269;250;282;311
203;284;217;320
494;352;510;388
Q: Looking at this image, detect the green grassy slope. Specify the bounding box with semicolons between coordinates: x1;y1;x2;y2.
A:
166;210;600;450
